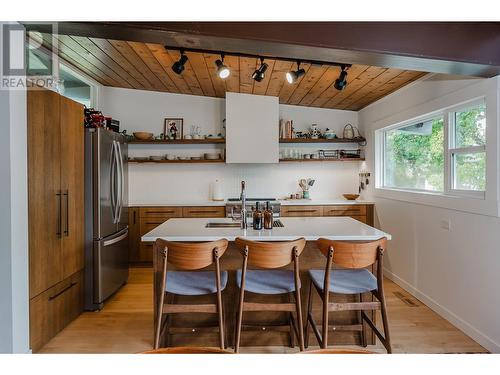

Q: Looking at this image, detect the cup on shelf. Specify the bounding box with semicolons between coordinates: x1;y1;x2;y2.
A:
165;154;176;160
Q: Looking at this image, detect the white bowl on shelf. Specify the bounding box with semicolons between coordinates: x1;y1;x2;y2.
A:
204;153;221;160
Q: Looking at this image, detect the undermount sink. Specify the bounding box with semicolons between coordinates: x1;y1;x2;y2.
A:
205;222;242;228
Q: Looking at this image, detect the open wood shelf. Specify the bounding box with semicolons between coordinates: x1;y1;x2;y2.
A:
128;139;225;145
279;138;366;144
129;159;225;164
279;158;365;162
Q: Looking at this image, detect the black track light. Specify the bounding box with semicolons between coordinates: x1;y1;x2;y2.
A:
172;51;188;75
286;62;306;84
252;58;268;82
215;54;230;79
334;65;348;90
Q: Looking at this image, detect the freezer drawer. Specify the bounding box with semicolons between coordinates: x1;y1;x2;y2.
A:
88;228;129;309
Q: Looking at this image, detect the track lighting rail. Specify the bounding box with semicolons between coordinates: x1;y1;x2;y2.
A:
165;45;351;69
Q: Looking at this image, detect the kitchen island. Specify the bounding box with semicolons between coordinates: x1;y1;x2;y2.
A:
144;217;391;349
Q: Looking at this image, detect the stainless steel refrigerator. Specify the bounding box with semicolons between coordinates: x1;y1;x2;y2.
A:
84;127;129;310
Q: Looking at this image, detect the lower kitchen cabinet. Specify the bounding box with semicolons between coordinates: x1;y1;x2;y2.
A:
282;204;374;225
30;270;84;352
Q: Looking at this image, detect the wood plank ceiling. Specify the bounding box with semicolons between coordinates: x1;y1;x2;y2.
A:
36;33;426;111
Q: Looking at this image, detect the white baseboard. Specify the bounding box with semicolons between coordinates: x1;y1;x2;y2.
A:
384;268;500;353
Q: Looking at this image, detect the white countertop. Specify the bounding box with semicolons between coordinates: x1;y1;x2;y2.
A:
142;217;391;242
129;199;374;207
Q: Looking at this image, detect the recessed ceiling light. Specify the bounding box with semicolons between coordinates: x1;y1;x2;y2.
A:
286;62;305;84
216;55;230;79
172;51;188;75
334;65;348;90
252;58;268;82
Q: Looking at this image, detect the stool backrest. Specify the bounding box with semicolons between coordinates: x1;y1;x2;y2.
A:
316;238;387;269
154;238;228;270
234;237;306;268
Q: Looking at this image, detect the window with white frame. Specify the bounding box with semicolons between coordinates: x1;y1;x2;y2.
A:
449;102;486;194
380;99;486;197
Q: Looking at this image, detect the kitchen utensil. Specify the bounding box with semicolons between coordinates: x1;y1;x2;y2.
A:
299;178;308;191
133;132;154;140
343;194;360;200
308;179;315;186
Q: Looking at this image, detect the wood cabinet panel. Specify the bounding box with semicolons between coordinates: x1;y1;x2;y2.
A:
139;206;182;218
28;90;63;298
322;205;367;216
281;205;323;217
182;206;225;218
60;95;85;280
30;270;84;352
128;207;141;263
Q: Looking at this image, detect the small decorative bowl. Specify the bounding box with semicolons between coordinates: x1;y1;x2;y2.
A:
343;194;360;200
133;132;154;140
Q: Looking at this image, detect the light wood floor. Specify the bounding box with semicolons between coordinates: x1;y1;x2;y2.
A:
38;268;488;354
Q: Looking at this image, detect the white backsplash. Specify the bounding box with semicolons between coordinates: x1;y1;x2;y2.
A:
99;87;362;204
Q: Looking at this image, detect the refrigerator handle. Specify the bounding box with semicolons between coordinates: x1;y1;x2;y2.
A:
103;228;129;247
110;141;117;224
113;140;121;223
116;140;124;223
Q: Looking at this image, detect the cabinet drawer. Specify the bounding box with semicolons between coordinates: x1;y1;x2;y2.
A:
322;205;367;216
182;206;225;218
30;270;83;352
281;205;323;217
139;207;182;219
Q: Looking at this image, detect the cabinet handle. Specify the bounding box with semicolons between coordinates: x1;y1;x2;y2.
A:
64;190;69;237
147;210;176;214
133;210;137;224
48;282;77;301
188;210;220;214
286;209;318;213
56;191;62;238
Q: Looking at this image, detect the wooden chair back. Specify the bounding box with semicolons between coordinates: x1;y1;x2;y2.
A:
234;237;306;268
316;238;387;269
154;238;228;270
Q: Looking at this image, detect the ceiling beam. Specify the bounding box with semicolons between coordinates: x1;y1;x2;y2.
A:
23;22;500;77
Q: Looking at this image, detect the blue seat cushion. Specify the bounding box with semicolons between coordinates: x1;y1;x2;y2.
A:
165;271;228;296
308;269;378;294
236;269;296;294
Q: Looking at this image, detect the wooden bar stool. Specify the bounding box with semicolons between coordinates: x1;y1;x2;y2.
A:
153;238;229;350
234;237;306;353
304;238;392;353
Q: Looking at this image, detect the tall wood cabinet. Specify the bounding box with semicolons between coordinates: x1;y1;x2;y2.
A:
27;89;85;352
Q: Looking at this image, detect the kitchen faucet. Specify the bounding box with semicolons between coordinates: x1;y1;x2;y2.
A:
240;181;247;229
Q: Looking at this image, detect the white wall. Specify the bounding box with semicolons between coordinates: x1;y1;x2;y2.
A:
359;74;500;353
100;87;361;203
0;23;30;353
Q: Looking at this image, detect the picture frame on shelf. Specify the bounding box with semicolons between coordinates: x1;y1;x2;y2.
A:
164;118;183;140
